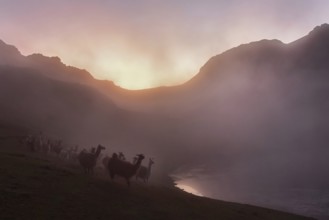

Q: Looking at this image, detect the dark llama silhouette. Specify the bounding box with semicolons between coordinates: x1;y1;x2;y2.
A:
78;145;105;174
136;158;154;183
108;153;145;186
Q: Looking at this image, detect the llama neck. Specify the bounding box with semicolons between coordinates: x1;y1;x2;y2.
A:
148;161;153;173
134;158;143;171
94;146;102;158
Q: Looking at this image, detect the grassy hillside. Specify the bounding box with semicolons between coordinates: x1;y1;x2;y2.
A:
0;139;314;220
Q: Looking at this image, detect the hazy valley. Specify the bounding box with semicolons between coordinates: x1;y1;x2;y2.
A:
1;24;329;219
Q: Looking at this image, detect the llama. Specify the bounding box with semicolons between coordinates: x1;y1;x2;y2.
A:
132;156;138;164
51;139;63;156
136;158;154;183
78;145;105;174
107;153;145;186
24;135;36;152
45;139;50;154
65;145;79;162
67;145;79;161
35;132;44;152
118;152;126;161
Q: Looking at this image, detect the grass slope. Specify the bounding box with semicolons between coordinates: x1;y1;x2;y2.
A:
0;142;314;220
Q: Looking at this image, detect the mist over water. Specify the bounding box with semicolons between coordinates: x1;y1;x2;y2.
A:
164;56;329;219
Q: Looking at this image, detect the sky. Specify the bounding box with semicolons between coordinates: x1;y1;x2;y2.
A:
1;0;329;89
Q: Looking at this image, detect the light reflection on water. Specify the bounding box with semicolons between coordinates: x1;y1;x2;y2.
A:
173;174;329;219
172;166;329;219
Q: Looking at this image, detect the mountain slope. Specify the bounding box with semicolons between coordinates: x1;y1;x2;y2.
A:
0;40;25;65
0;65;131;146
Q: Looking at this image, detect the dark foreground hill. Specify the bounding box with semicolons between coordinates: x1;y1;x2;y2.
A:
0;140;313;220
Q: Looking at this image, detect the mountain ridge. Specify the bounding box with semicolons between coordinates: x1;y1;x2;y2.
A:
1;23;329;107
189;24;329;86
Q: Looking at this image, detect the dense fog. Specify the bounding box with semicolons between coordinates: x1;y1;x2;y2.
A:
1;25;329;219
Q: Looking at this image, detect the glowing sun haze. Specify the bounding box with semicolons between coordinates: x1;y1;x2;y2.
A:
1;0;329;89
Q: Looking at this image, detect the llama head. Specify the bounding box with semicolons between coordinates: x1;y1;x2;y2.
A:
97;145;106;150
112;152;118;159
118;152;126;160
136;154;145;161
